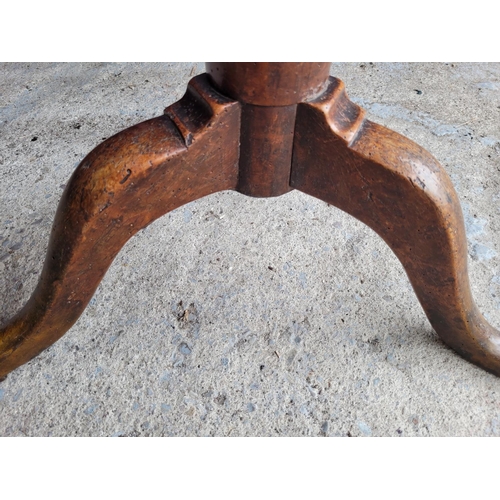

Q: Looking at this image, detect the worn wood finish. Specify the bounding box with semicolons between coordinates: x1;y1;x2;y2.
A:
237;103;295;197
0;74;240;379
207;63;331;198
206;63;331;106
291;77;500;376
2;62;500;380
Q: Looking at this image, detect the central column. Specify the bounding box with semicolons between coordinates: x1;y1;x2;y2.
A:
206;62;331;197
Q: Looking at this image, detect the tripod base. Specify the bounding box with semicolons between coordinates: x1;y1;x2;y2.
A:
1;63;500;380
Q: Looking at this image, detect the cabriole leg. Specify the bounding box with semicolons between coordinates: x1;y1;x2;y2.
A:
0;75;240;379
291;77;500;376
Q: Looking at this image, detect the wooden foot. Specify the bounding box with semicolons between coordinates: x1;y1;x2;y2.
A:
0;75;240;379
291;77;500;376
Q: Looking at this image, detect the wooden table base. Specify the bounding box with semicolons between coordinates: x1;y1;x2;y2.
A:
1;62;500;380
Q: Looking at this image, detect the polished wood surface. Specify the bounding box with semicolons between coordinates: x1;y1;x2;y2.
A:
206;62;331;106
1;62;500;380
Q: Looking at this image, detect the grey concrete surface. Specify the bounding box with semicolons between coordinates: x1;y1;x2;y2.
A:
1;62;500;436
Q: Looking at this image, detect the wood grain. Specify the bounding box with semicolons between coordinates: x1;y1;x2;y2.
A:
291;77;500;376
206;62;331;106
2;63;500;380
0;74;240;379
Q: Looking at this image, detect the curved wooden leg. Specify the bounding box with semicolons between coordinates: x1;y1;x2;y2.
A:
291;77;500;376
0;75;240;379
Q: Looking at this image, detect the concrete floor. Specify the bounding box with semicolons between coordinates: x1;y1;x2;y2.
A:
1;62;500;436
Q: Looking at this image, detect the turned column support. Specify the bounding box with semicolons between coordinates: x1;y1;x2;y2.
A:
206;62;330;197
